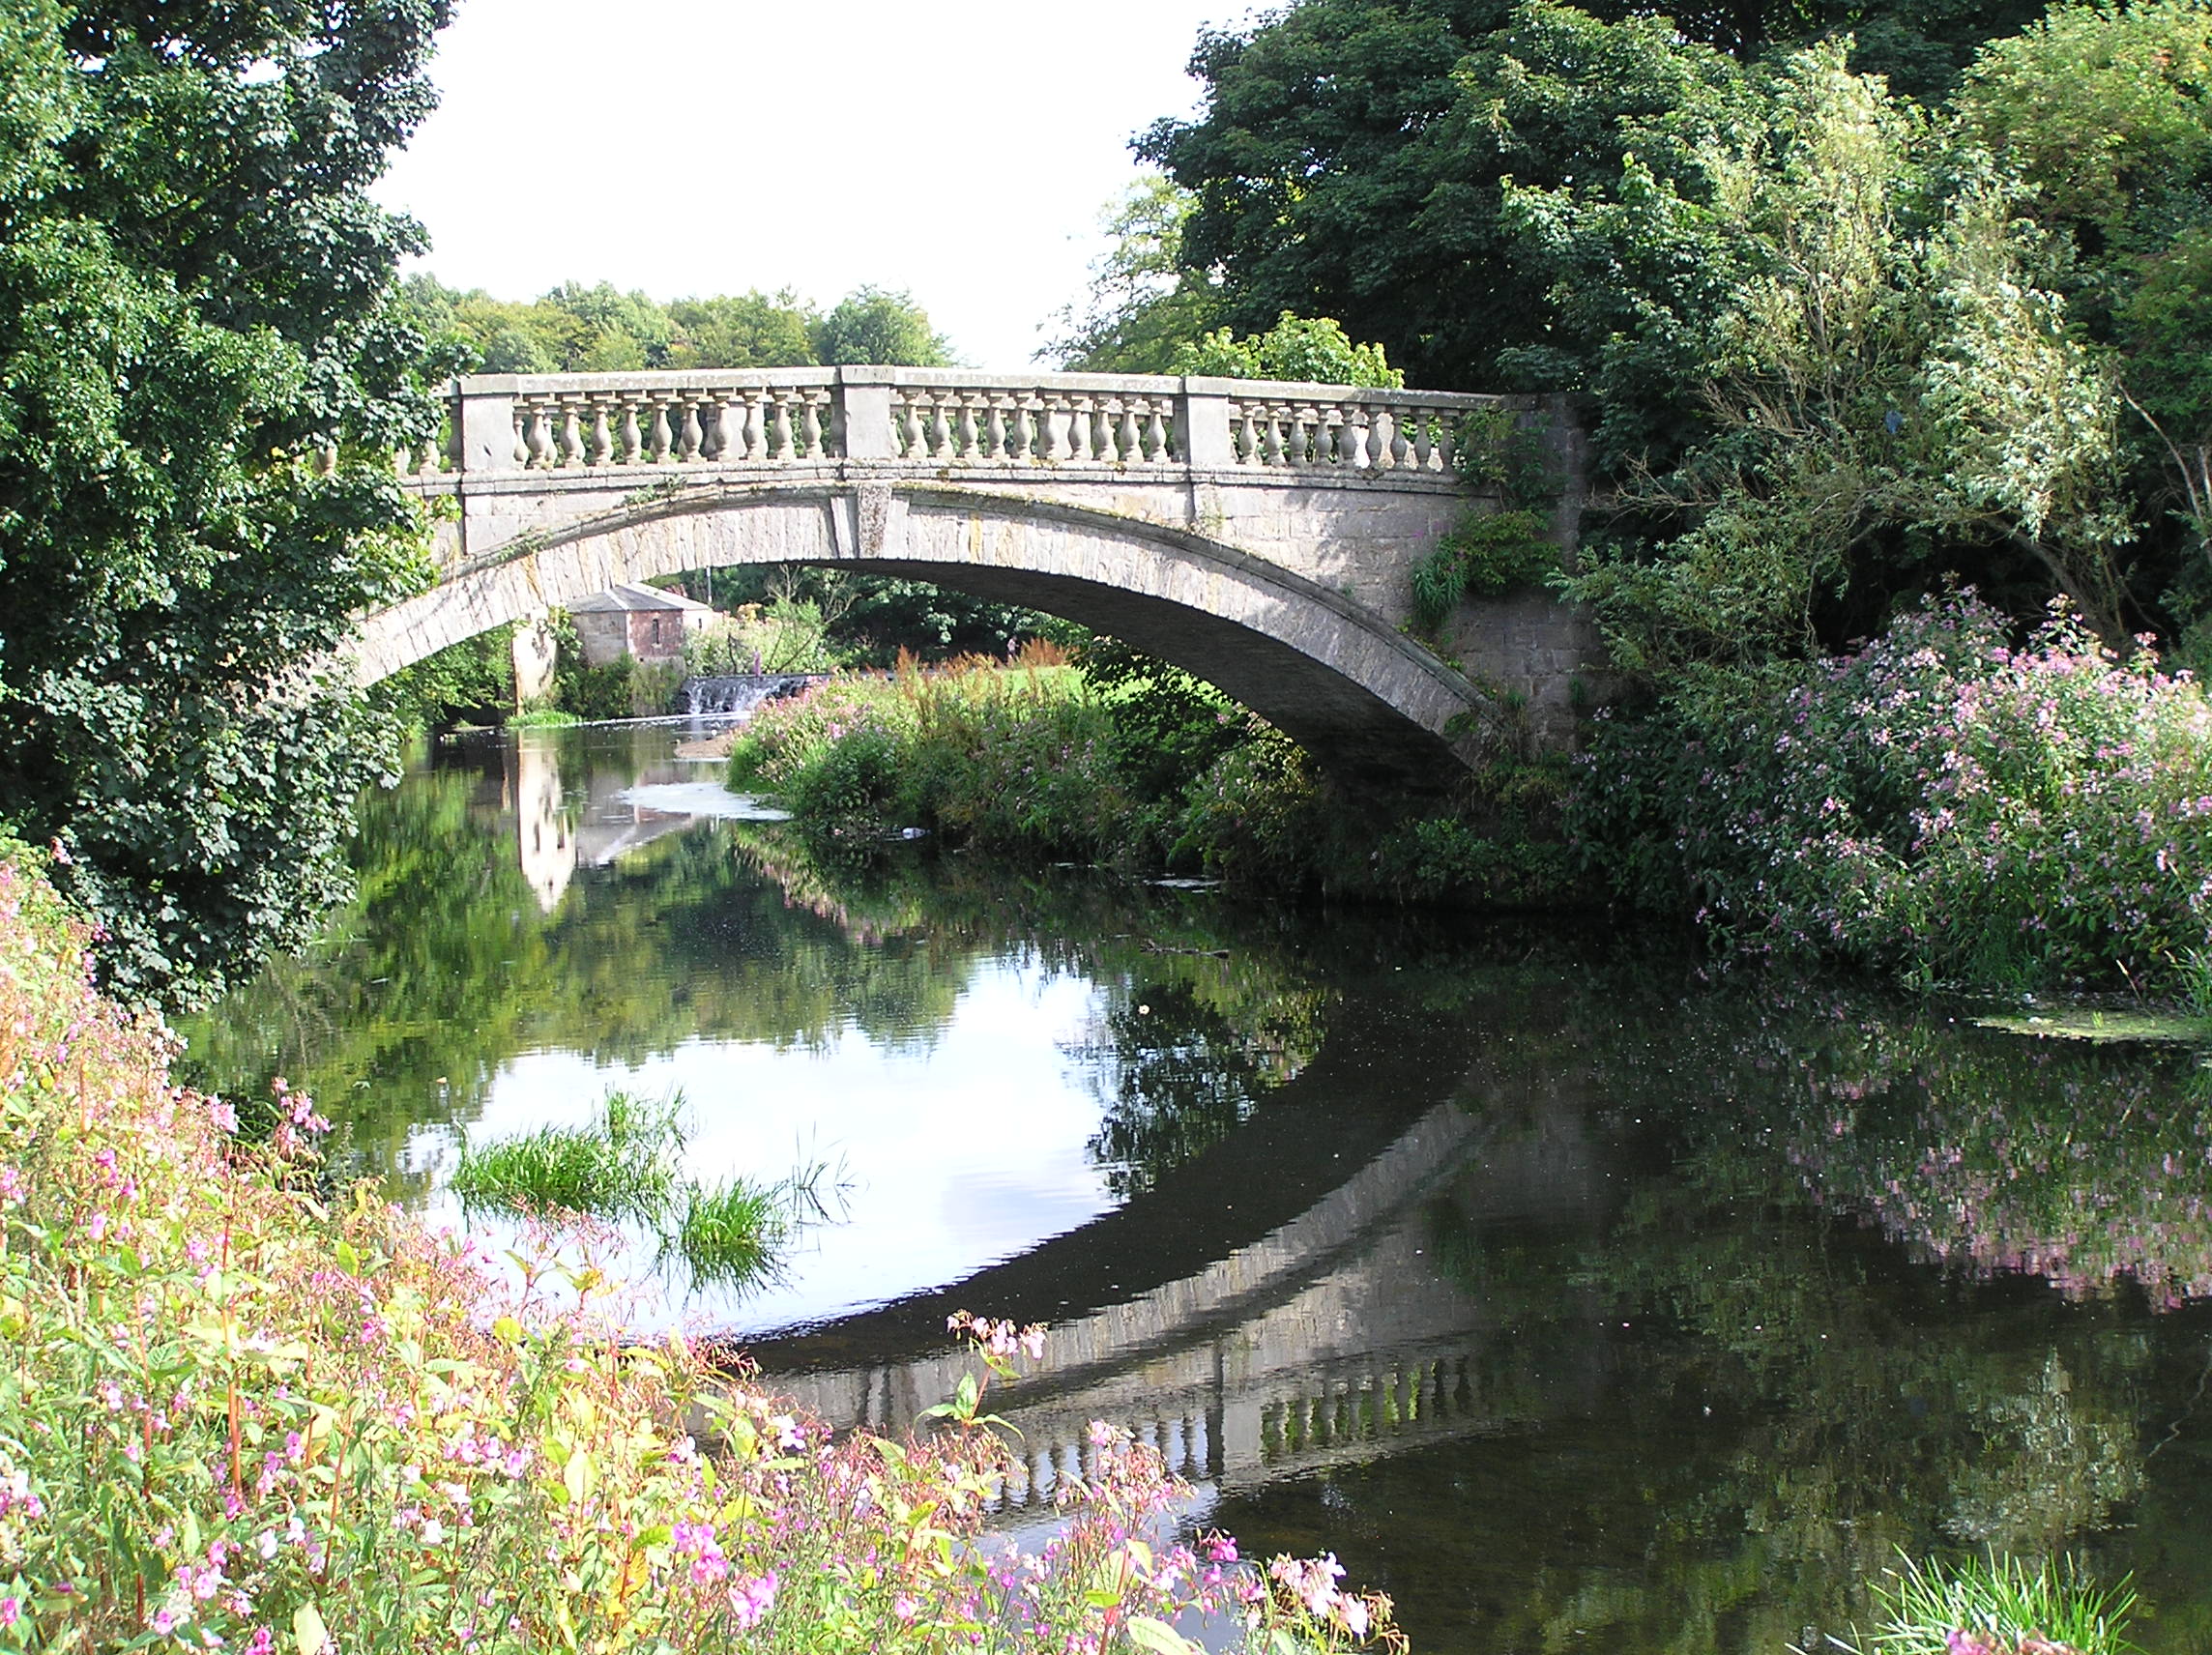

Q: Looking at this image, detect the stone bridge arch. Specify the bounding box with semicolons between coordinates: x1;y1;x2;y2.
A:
363;367;1603;784
359;478;1488;784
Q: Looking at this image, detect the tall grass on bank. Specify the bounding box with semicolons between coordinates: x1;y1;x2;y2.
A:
726;646;1133;854
726;649;1581;906
0;850;1402;1652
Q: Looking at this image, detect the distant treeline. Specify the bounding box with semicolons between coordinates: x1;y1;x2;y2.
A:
398;276;954;375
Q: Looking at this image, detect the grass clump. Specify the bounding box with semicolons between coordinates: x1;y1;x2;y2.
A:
1860;1553;2139;1655
674;1178;788;1287
452;1092;842;1294
507;707;584;728
451;1089;683;1218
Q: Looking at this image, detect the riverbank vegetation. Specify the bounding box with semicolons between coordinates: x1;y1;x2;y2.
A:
0;847;1409;1651
724;647;1579;910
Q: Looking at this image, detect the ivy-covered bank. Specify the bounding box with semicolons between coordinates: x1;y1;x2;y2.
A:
0;847;1403;1653
730;596;2212;1001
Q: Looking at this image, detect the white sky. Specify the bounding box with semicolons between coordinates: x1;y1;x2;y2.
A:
373;0;1257;370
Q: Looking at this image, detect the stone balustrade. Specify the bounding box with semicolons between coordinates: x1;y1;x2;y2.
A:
399;366;1496;483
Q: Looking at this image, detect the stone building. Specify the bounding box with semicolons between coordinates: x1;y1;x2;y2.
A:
568;582;717;668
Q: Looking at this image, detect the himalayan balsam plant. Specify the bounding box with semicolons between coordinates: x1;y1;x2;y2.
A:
0;849;1399;1654
1575;594;2212;992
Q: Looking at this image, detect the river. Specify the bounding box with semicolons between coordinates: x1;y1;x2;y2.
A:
178;721;2212;1655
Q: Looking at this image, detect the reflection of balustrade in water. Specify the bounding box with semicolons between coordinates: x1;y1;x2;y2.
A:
393;367;1493;483
981;1347;1491;1512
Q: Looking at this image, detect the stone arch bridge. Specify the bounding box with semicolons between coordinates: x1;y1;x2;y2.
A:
369;367;1598;783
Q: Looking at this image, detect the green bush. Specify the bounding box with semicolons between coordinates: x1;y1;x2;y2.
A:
1411;509;1560;630
1572;594;2212;991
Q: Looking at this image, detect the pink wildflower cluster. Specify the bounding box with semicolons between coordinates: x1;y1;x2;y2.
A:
947;1307;1048;1363
1582;594;2212;992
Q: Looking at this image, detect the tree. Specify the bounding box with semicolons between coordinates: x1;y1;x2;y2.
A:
1046;174;1226;373
809;285;954;367
1516;43;2134;671
1173;311;1405;386
0;0;453;1002
1137;0;2045;395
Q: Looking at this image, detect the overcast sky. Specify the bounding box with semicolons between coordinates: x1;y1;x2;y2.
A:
372;0;1256;370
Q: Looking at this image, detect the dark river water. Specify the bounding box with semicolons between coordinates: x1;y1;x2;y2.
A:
180;723;2212;1655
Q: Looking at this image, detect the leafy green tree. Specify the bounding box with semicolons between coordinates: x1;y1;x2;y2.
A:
1047;174;1226;373
1138;0;2045;396
809;285;954;367
0;0;452;1002
667;290;819;369
1517;43;2133;666
1951;3;2212;625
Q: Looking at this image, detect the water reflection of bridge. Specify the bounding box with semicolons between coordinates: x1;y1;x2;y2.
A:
746;1061;1609;1505
509;732;735;913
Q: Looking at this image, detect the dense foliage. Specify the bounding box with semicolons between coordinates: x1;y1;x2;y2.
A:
0;0;455;1002
1572;593;2212;989
727;653;1578;907
1131;0;2212;656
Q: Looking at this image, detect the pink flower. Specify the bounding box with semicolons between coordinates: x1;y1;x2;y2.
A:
0;1598;18;1629
727;1573;777;1628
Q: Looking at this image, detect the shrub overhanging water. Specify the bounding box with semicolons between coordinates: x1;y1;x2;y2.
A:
1574;595;2212;992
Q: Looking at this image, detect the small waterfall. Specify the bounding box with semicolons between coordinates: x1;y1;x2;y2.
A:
676;674;827;716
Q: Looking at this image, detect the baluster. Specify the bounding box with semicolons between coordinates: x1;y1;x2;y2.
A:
1233;401;1258;464
588;398;613;466
647;399;673;462
893;393;921;459
1340;400;1372;468
801;389;829;456
1004;393;1034;461
954;392;980;460
512;410;530;466
445;415;464;473
768;391;796;460
1033;393;1064;462
928;391;955;462
981;395;1008;462
1429;411;1455;472
1389;406;1413;468
558;397;585;467
679;396;704;461
1370;406;1397;470
1059;394;1088;462
525;403;554;469
393;443;415;476
617;399;642;463
1137;398;1165;462
707;392;736;460
1090;397;1114;462
1114;396;1137;461
741;392;766;462
1316;408;1342;466
1262;406;1287;466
